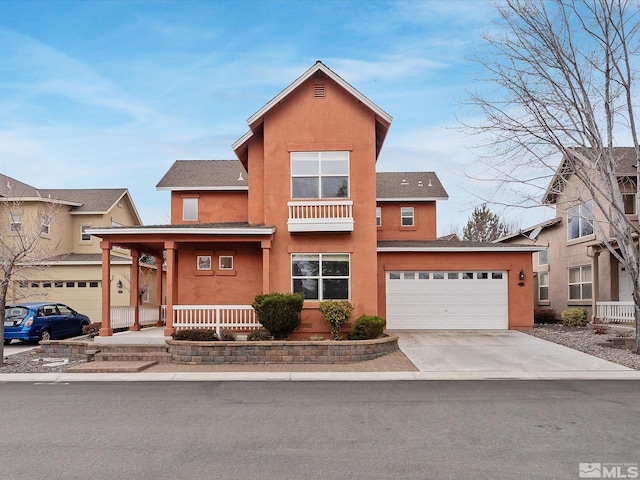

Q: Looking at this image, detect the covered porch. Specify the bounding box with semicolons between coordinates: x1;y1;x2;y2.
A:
89;223;275;337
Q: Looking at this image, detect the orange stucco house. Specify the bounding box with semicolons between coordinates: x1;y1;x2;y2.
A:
91;62;540;337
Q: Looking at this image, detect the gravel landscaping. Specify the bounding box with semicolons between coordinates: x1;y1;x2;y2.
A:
524;324;640;371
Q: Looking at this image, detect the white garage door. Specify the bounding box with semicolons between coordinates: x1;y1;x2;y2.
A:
386;271;508;329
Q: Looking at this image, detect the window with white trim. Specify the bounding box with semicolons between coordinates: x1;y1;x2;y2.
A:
183;198;198;221
376;207;382;227
401;207;414;227
10;213;22;232
538;249;548;266
291;151;349;199
81;225;92;242
538;271;549;301
219;256;234;270
291;253;350;300
568;266;592;300
567;200;594;240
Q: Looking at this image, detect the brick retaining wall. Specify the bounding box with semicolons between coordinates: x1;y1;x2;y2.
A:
167;334;398;365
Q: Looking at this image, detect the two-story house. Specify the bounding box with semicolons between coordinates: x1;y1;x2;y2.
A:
0;174;151;323
499;147;638;324
90;61;539;337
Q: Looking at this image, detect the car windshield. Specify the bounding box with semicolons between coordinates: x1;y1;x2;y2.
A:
5;306;30;323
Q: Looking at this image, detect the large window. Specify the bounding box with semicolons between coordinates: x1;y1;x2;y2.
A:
291;151;349;199
567;200;594;240
183;198;198;221
568;266;592;300
538;271;549;301
291;253;350;300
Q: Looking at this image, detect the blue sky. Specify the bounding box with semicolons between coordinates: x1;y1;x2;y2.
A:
0;0;554;233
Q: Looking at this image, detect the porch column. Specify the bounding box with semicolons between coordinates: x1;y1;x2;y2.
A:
129;249;141;331
164;241;177;336
99;241;113;337
155;254;164;326
261;239;271;293
590;247;600;321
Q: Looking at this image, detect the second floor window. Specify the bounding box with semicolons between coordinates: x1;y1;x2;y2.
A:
538;249;548;266
291;151;349;199
376;207;382;227
183;197;198;221
401;207;414;227
81;225;91;242
567;200;593;240
10;213;22;232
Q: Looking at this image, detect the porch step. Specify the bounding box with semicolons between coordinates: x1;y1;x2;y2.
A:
93;345;171;364
67;361;157;373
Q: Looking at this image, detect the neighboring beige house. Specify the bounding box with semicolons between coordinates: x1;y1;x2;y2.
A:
499;147;638;323
0;174;156;323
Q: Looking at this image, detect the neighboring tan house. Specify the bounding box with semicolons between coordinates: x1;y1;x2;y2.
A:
498;147;638;324
90;61;540;338
0;174;155;323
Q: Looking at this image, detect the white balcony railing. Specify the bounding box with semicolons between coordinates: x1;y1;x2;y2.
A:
172;305;261;334
596;301;635;324
110;306;161;329
287;200;354;232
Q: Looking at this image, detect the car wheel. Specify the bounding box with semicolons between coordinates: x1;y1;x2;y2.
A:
39;330;52;342
3;339;11;345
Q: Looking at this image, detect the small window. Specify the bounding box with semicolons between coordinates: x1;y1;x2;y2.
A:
10;213;22;232
538;249;548;266
477;272;489;279
41;218;50;235
401;207;414;227
462;272;474;279
183;197;198;221
418;272;429;279
81;225;92;242
404;272;415;280
538;271;549;301
77;281;87;288
492;272;503;280
219;256;234;270
448;272;459;280
623;194;636;215
42;282;52;288
54;281;63;288
89;281;99;288
66;282;75;288
197;255;212;271
432;272;445;279
141;289;150;303
31;282;39;288
389;272;401;280
376;207;382;227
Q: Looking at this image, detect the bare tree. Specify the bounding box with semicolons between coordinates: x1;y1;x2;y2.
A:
465;0;640;351
0;199;62;362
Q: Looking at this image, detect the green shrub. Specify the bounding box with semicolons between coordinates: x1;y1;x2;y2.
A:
246;328;273;341
561;308;589;327
534;309;557;324
319;300;353;340
219;328;237;341
172;329;219;341
348;315;386;340
251;292;304;339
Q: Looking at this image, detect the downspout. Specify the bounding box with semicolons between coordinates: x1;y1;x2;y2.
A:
586;245;600;323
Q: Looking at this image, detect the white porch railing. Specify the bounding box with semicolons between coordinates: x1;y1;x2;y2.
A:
172;305;261;334
110;306;161;329
287;200;354;232
596;301;635;324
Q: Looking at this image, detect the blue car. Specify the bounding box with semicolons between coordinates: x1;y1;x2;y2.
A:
4;302;91;344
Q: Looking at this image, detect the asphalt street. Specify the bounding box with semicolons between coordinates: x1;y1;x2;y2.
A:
1;381;639;480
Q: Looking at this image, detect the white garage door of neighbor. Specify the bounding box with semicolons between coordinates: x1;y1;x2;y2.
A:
386;271;508;329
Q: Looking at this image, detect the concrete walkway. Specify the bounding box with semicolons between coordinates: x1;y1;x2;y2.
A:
2;329;640;382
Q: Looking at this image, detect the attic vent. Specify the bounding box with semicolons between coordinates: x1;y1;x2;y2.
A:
428;179;433;187
313;84;326;98
401;179;409;186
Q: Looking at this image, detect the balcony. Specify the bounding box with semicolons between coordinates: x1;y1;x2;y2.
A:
287;200;354;233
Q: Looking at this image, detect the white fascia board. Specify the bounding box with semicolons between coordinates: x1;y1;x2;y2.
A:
232;130;254;151
376;197;448;202
3;197;82;207
36;260;132;266
246;63;393;127
156;186;249;191
377;246;546;253
87;226;276;236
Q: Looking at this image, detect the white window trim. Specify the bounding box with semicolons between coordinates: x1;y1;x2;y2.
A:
538;249;548;266
538;271;549;302
568;265;592;300
10;213;22;232
81;225;92;242
567;200;594;240
183;197;199;221
376;206;382;227
219;255;234;270
291;253;351;301
401;207;414;227
196;255;212;271
290;151;350;199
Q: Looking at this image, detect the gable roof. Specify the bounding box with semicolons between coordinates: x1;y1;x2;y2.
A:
377;239;545;252
377;172;448;201
157;160;248;191
0;174;40;198
543;147;639;204
232;61;392;164
495;217;562;243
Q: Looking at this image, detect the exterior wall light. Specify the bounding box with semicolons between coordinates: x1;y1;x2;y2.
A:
519;270;525;281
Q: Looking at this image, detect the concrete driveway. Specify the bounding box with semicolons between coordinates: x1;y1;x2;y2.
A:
390;330;640;379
